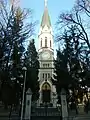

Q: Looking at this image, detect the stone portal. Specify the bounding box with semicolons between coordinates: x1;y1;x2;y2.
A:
42;82;51;103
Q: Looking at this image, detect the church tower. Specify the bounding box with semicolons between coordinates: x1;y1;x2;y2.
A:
38;0;57;107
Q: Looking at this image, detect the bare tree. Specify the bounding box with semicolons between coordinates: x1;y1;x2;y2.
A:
57;0;90;53
75;0;90;17
0;0;36;113
0;1;35;70
56;0;90;107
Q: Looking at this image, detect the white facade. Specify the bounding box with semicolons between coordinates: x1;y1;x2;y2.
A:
38;25;53;50
38;1;57;107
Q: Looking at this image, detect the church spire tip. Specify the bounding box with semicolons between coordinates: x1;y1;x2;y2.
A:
41;0;51;28
44;0;48;7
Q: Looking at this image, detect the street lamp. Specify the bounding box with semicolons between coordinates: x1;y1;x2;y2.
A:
21;66;27;120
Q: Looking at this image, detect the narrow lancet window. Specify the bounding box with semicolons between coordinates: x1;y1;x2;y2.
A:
43;73;44;78
50;40;51;47
41;38;42;47
45;37;47;47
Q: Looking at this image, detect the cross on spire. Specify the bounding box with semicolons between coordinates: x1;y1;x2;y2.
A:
44;0;48;7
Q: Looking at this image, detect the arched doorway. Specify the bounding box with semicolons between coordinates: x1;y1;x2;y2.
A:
42;82;51;103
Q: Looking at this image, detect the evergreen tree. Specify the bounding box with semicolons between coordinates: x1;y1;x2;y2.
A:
53;25;84;105
0;2;35;109
25;39;40;101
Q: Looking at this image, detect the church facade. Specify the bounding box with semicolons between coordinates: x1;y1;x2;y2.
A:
38;0;57;107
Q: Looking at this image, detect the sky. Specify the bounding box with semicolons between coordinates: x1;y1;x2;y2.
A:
20;0;76;49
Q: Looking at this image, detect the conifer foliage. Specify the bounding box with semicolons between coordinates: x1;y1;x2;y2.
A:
0;1;35;109
25;39;40;101
53;25;86;104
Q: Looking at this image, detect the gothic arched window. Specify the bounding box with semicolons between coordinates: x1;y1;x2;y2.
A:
45;37;47;47
50;40;51;47
43;73;44;78
41;38;42;47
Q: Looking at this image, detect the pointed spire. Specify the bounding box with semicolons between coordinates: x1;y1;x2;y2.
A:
44;0;47;7
41;0;51;28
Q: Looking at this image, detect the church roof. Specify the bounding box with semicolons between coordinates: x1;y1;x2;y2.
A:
41;6;51;28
